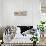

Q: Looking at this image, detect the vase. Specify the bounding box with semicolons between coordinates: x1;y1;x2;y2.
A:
40;32;44;38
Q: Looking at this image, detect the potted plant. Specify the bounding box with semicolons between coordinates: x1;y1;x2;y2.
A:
37;21;45;37
31;35;38;46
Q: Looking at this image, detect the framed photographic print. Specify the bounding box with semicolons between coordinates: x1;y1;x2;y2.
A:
14;11;27;16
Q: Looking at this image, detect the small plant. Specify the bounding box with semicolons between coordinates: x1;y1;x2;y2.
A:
37;21;46;37
37;21;45;32
31;35;38;46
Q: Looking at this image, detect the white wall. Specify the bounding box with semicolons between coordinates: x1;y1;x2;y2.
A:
2;0;41;26
0;0;3;26
32;0;41;27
